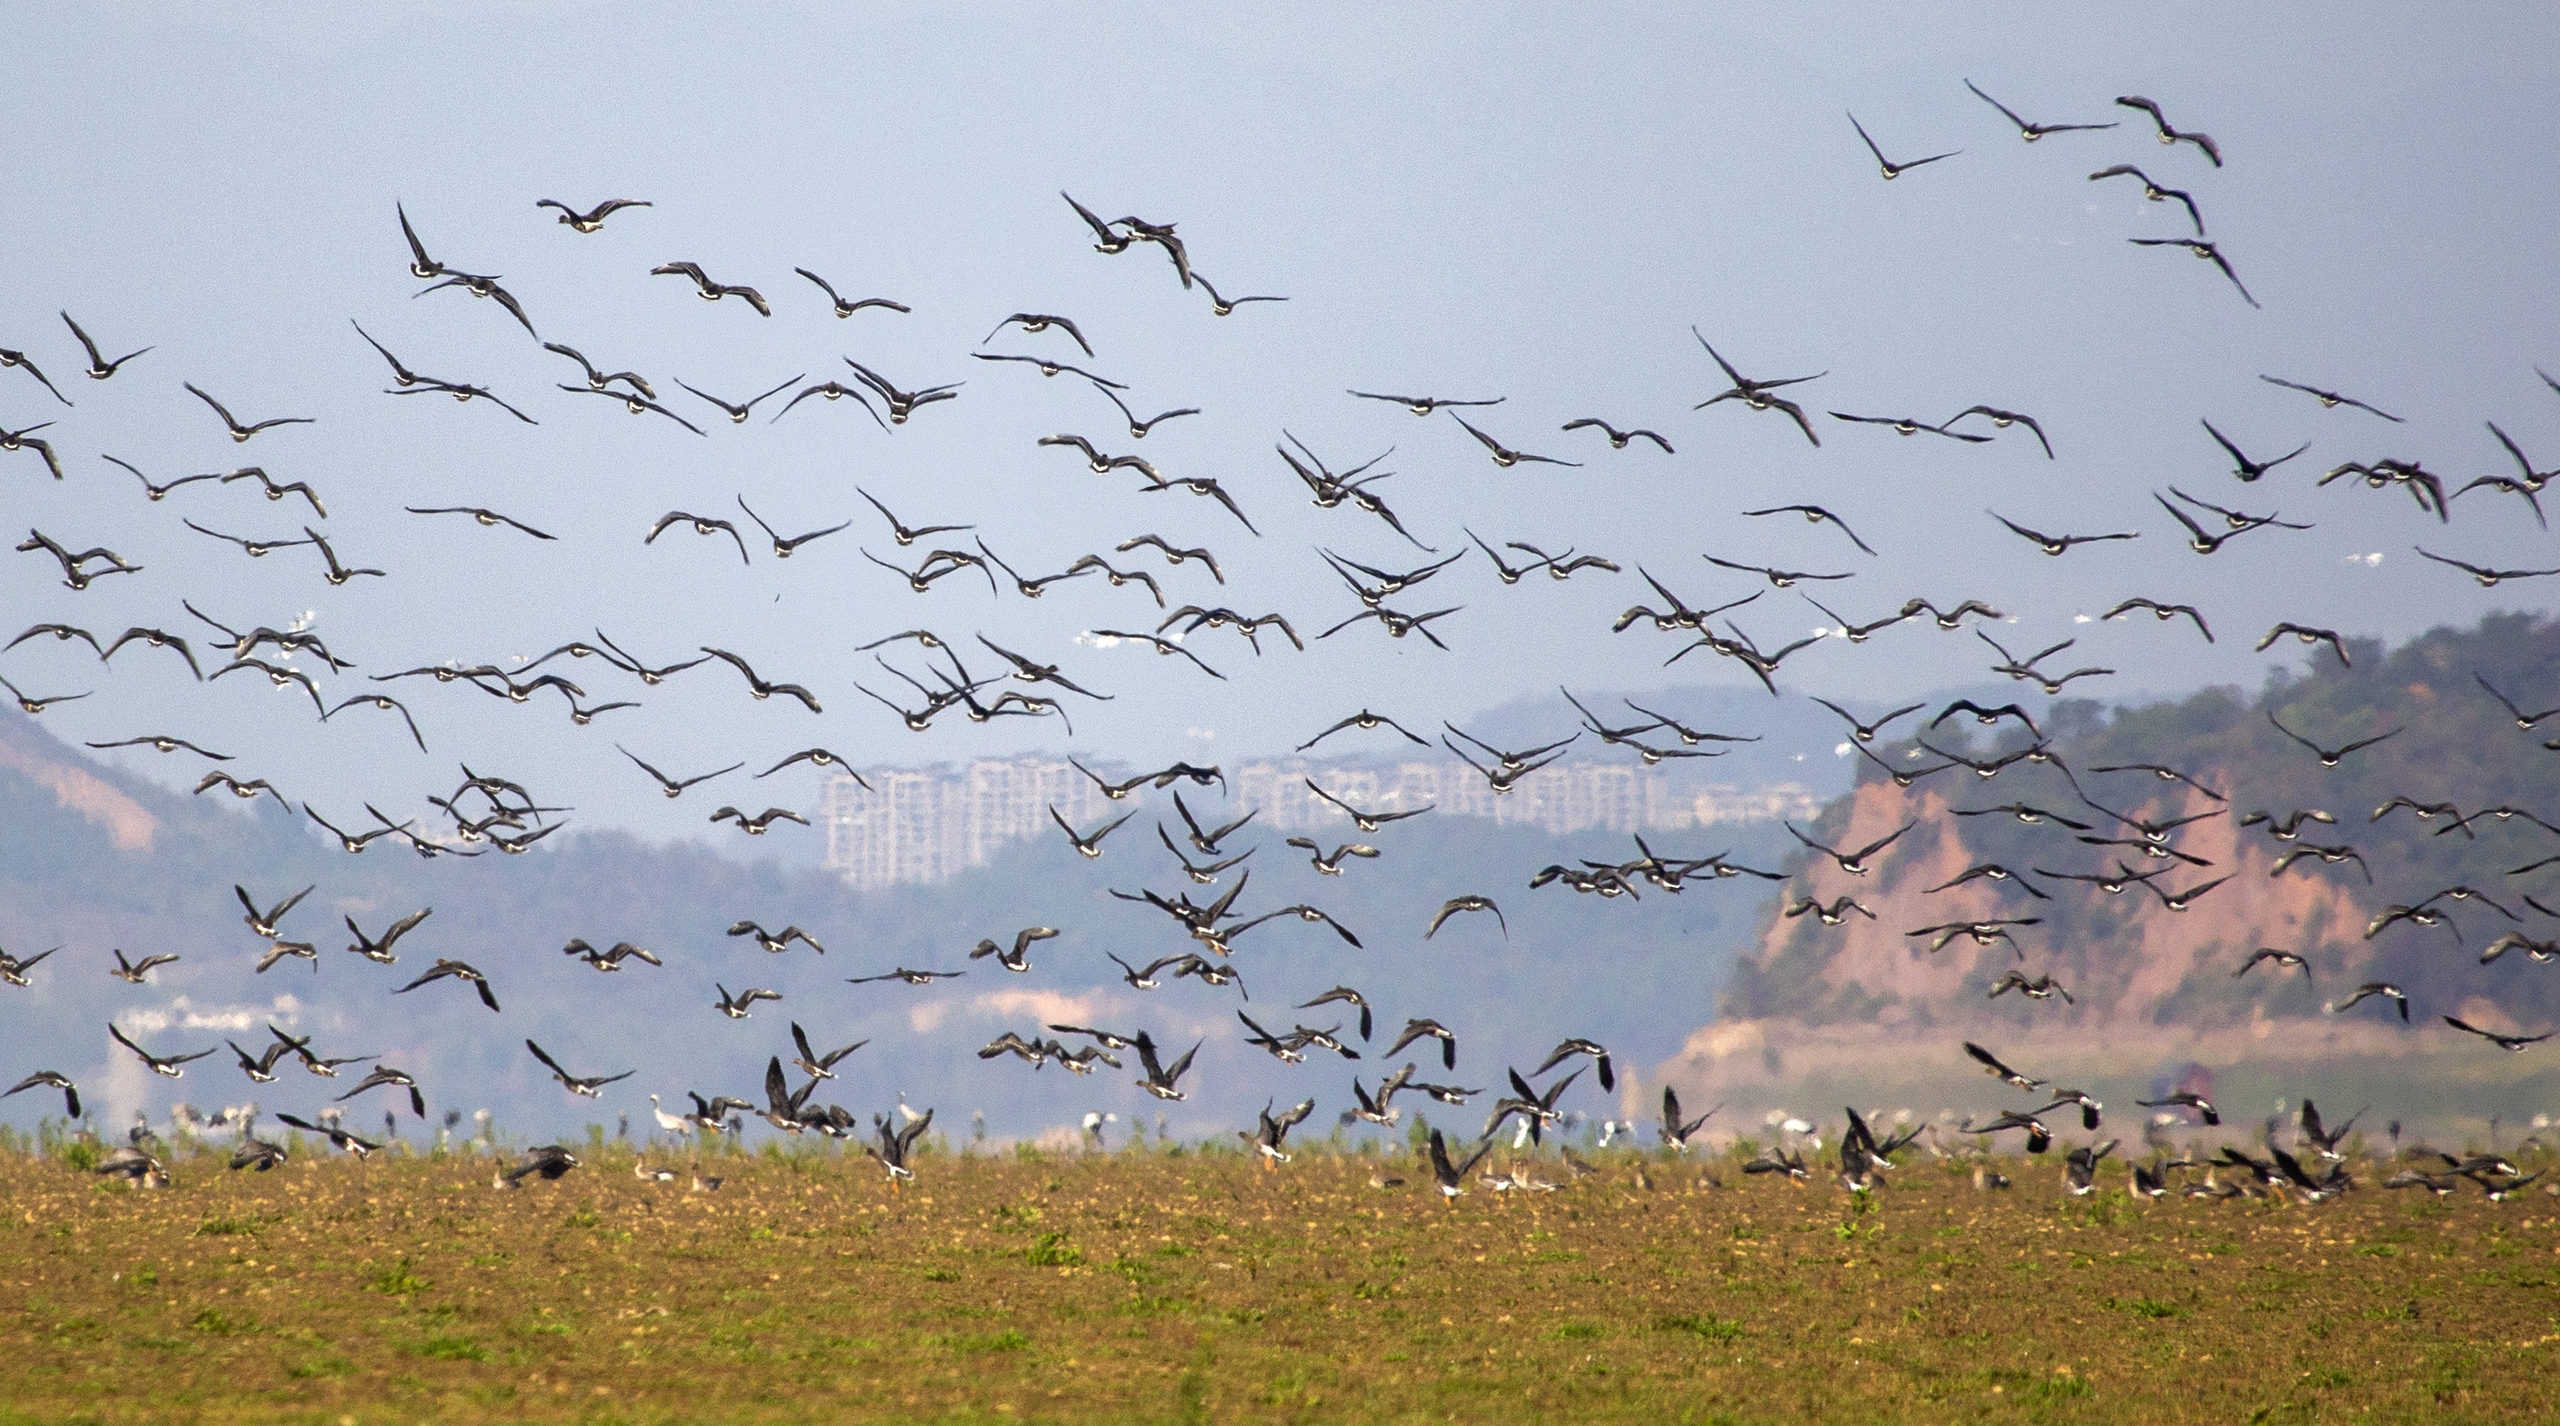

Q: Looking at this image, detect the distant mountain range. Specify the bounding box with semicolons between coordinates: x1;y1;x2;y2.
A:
0;704;1793;1145
11;616;2556;1151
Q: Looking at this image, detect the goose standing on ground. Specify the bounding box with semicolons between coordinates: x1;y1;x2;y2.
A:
95;1146;168;1188
500;1145;581;1186
648;1095;693;1137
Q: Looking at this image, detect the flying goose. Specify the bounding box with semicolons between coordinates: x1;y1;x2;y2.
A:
2444;1016;2553;1052
1424;895;1505;940
108;1022;213;1078
790;1023;868;1079
1425;1128;1495;1200
1963;1041;2044;1091
967;926;1059;973
537;196;649;231
394;959;501;1012
277;1111;383;1159
1132;1031;1201;1100
846;966;965;986
713;984;781;1019
867;1106;933;1188
1846;111;1958;179
1482;1066;1583;1146
1660;1086;1718;1151
2063;1139;2119;1195
108;949;180;984
1534;1038;1615;1092
728;921;824;955
1383;1018;1460;1071
0;947;58;987
1959;1110;2052;1155
1239;1099;1316;1169
1786;818;1915;875
345;909;432;965
563;939;662;972
335;1066;426;1118
525;1040;632;1097
1296;987;1373;1042
2113;95;2221;166
1343;1065;1416;1127
4;1071;79;1118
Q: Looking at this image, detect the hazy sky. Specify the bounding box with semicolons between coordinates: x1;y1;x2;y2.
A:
6;2;2557;852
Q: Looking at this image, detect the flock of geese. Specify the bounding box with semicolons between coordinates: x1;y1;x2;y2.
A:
4;77;2557;1203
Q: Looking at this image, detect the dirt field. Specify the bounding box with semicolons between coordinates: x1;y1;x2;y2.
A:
0;1136;2553;1424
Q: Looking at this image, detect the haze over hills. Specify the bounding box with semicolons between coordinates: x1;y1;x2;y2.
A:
4;3;2557;1167
0;705;1795;1144
9;616;2557;1149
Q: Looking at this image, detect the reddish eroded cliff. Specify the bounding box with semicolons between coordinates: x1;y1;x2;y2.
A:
1728;770;2378;1032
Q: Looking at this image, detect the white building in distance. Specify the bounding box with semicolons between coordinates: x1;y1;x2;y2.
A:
821;754;1820;891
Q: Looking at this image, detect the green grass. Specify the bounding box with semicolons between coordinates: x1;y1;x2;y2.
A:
0;1144;2550;1422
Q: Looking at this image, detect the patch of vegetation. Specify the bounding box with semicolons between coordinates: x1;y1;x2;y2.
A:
932;1329;1030;1353
368;1259;430;1296
0;1150;2546;1423
2105;1296;2182;1320
1024;1231;1083;1267
1656;1314;1744;1341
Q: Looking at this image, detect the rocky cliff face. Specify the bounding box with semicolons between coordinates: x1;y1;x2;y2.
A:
1723;773;2379;1034
1651;615;2560;1130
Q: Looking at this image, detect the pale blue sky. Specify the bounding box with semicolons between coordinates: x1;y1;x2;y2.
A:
5;2;2556;849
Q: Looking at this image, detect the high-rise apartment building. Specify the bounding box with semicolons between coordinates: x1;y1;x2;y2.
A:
821;754;1820;891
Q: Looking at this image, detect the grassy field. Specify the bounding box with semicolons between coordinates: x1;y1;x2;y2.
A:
0;1133;2554;1425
